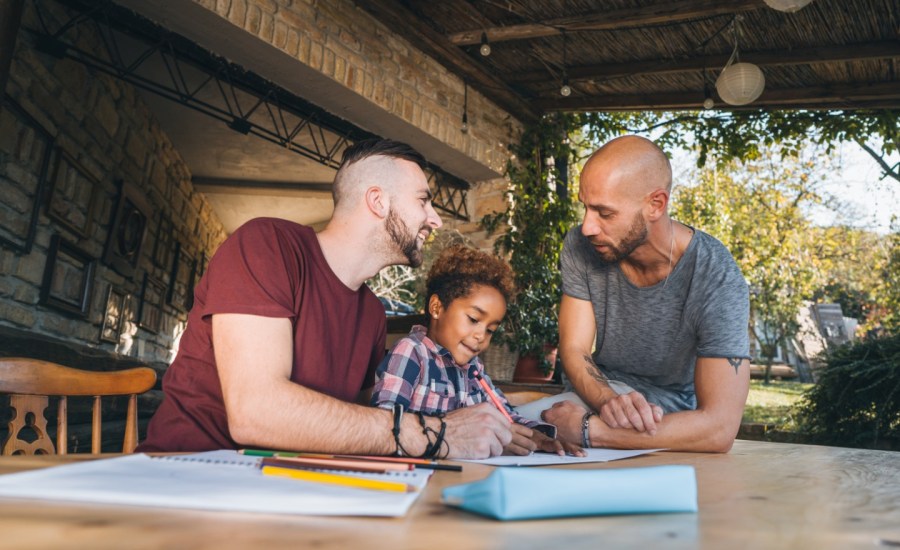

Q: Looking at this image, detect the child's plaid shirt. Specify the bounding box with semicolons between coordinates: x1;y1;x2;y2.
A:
371;326;555;436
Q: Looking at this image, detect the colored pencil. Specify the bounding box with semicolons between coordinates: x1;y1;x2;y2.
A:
260;456;411;473
239;449;463;472
261;465;415;493
474;372;515;423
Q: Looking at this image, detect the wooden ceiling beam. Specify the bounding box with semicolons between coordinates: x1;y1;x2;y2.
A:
532;82;900;111
352;0;539;122
448;0;766;46
510;41;900;84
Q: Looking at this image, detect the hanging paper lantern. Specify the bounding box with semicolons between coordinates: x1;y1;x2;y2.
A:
763;0;814;13
715;62;765;106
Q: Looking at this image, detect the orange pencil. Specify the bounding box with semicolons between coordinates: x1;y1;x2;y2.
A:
261;456;412;473
474;372;514;423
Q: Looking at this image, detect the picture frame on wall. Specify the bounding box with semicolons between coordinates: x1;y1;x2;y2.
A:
100;285;126;344
167;241;196;313
138;272;165;334
0;95;55;255
151;212;175;270
104;180;152;279
46;151;99;241
39;234;96;318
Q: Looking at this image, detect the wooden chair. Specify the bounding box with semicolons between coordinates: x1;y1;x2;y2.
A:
0;358;157;455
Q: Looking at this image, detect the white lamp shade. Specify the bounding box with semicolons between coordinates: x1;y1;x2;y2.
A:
763;0;814;12
715;62;765;106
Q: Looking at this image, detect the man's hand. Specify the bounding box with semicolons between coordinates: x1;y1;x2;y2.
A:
531;429;586;457
541;400;589;445
442;403;513;459
503;423;539;456
597;391;664;435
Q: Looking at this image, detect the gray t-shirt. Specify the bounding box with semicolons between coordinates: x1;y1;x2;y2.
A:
561;224;750;412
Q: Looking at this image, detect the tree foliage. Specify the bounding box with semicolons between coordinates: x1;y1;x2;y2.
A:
482;114;581;371
577;109;899;183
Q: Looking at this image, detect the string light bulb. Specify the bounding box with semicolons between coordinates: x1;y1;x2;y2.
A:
461;81;469;133
479;32;491;56
559;30;571;97
560;76;572;97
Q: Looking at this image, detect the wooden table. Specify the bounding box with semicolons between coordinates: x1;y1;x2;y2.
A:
0;440;898;549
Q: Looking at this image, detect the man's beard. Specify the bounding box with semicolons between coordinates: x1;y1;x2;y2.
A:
595;211;647;263
385;207;425;267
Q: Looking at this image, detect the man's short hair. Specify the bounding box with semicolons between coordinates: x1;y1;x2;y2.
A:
332;139;427;207
338;138;427;172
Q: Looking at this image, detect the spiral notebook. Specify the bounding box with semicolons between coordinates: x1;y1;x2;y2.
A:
0;450;432;517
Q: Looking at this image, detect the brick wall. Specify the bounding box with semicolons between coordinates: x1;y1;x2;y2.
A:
0;1;227;367
192;0;521;182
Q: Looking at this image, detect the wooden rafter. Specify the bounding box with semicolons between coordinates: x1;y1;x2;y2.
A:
533;82;900;111
510;41;900;84
447;0;766;46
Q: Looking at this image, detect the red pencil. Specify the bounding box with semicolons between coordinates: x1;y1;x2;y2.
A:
475;372;514;423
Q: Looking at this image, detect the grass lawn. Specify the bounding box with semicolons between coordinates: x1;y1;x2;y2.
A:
742;380;813;428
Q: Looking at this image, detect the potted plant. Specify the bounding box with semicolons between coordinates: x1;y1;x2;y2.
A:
482;114;580;381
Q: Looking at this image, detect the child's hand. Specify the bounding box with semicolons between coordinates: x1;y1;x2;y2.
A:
530;430;587;457
502;423;539;456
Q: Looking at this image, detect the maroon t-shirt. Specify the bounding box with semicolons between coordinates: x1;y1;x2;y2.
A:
138;218;386;451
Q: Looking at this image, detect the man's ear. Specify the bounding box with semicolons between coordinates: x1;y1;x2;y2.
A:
365;186;389;219
645;188;669;222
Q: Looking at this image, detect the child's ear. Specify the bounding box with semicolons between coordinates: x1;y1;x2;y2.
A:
428;295;443;319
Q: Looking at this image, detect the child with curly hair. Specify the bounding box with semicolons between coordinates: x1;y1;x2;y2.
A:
371;245;583;456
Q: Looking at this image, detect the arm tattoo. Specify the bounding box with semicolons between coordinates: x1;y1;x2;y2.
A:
583;354;609;384
727;357;743;374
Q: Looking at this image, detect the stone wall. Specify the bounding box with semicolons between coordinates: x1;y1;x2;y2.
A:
0;2;227;369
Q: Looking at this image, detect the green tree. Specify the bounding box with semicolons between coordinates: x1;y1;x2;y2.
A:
808;226;893;332
876;229;900;333
671;148;823;383
578;109;899;183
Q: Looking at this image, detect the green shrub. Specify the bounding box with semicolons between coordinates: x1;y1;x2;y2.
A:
795;332;900;449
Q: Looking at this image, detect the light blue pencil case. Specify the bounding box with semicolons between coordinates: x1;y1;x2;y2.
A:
441;465;697;520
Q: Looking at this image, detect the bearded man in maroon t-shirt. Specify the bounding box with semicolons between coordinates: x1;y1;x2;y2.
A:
138;139;513;458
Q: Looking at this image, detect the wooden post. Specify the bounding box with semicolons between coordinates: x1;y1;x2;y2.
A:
0;0;25;101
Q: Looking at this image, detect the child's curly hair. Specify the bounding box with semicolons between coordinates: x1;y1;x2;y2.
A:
426;245;516;308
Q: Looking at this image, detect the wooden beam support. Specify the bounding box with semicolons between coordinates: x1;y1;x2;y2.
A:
352;0;539;122
448;0;765;46
510;41;900;84
533;82;900;112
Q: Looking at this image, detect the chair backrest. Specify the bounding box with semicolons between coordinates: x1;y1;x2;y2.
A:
0;358;157;455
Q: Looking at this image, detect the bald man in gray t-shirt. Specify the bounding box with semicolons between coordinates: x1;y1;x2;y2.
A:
560;225;750;413
541;135;751;453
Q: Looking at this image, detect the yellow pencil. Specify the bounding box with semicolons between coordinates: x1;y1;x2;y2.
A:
261;465;416;493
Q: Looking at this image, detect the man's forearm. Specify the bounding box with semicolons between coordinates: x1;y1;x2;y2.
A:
586;407;739;453
561;348;618;410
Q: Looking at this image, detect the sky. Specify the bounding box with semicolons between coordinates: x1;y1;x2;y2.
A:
668;140;899;235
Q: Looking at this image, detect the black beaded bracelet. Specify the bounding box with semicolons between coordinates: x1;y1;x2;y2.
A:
392;403;411;457
581;411;596;449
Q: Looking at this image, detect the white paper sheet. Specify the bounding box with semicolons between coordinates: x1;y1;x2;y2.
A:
460;447;664;466
0;450;431;517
